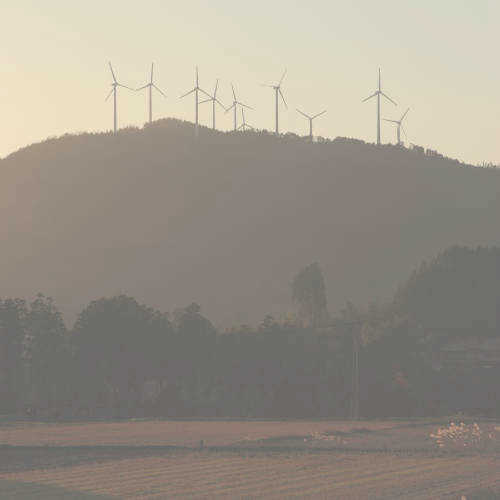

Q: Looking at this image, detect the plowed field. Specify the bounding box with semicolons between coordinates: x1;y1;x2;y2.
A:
1;419;499;499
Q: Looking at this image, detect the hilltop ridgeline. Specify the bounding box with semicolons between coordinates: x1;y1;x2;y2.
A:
1;118;499;325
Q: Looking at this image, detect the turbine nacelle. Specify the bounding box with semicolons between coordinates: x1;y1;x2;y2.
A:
383;108;410;144
105;62;133;133
226;83;253;131
238;108;254;131
179;67;211;136
362;68;397;145
263;69;288;133
199;79;226;130
199;79;225;108
296;108;326;139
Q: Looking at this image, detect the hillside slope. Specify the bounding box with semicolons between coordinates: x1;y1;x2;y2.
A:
1;119;499;326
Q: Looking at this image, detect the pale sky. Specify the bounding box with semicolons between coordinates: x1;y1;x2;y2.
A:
2;1;499;164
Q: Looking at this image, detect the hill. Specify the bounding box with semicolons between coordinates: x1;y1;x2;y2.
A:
1;119;499;326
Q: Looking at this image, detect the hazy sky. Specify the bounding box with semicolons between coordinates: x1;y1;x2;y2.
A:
2;1;499;164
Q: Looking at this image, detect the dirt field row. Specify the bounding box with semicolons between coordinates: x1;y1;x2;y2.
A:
1;419;499;498
2;418;499;453
1;451;499;499
0;419;400;447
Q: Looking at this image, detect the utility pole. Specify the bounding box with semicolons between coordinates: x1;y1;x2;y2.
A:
320;318;362;420
350;326;360;420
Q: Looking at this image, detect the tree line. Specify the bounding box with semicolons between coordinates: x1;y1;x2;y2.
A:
1;246;499;419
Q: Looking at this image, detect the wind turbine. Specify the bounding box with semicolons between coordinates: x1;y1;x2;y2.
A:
262;70;287;134
362;68;397;145
384;108;410;146
199;79;225;130
180;67;210;137
296;109;327;141
237;108;254;131
136;63;166;124
225;84;252;131
105;62;133;134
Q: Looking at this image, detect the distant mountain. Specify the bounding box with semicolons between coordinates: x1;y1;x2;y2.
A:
1;119;499;326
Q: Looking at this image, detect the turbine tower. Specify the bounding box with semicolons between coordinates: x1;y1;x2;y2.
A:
362;68;397;145
225;84;252;131
180;67;210;137
384;108;410;146
105;62;133;134
199;79;225;130
237;108;254;131
136;63;166;124
296;109;327;141
262;70;287;135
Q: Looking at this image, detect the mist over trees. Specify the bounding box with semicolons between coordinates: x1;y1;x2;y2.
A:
1;119;499;328
1;246;499;419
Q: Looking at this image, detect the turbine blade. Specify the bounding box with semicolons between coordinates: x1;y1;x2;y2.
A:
108;62;117;83
199;98;211;104
150;63;154;83
279;69;287;85
312;110;327;119
383;119;399;123
153;84;167;97
215;98;225;109
381;92;397;106
198;88;212;99
180;88;196;99
225;103;235;113
401;125;409;141
279;88;287;108
362;92;377;103
136;84;149;91
238;102;253;110
117;83;134;91
261;84;274;88
296;109;310;119
105;88;114;101
401;107;410;121
231;84;237;101
214;79;219;98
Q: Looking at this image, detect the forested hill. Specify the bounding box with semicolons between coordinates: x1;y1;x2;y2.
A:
1;119;499;326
